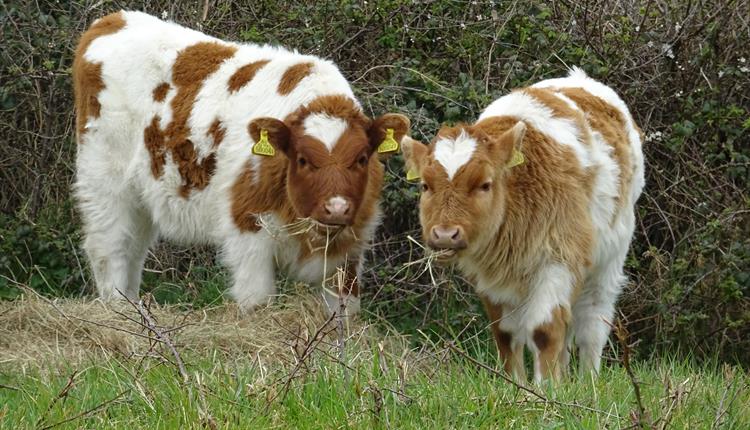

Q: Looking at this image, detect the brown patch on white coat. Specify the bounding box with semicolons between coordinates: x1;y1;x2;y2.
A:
142;42;237;197
480;296;522;378
532;305;571;380
228;60;270;93
277;62;314;95
207;119;226;148
72;12;126;139
152;82;170;102
556;87;634;212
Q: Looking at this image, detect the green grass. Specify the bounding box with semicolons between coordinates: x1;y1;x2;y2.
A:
1;267;747;428
2;339;748;428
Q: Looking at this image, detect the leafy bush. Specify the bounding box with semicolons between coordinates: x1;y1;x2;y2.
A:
1;0;748;364
0;214;83;299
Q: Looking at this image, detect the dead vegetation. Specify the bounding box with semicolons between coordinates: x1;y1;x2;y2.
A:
0;288;389;370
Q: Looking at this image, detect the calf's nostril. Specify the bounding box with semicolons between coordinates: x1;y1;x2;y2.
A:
451;229;460;240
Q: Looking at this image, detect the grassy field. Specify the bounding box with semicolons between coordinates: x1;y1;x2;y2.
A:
1;293;747;429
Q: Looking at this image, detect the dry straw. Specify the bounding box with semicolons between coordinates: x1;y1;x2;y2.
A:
0;287;394;370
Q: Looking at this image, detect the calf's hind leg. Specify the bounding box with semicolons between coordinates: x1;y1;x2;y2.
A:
574;211;633;374
573;268;623;374
125;209;158;299
80;197;154;301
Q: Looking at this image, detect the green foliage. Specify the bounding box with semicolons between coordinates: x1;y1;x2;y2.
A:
0;214;83;299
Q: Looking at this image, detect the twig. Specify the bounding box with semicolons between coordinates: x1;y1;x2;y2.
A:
119;293;217;428
36;371;81;429
333;266;350;385
40;389;130;430
614;320;652;429
272;312;338;405
656;377;692;430
711;367;739;430
446;341;547;402
121;294;189;383
11;281;161;342
201;0;210;21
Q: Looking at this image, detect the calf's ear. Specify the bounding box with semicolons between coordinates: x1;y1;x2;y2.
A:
400;136;429;179
368;113;411;155
248;117;292;156
492;121;526;168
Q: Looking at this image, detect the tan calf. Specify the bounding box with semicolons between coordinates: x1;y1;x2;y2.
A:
403;68;645;382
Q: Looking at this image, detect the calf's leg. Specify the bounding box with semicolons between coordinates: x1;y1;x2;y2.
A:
574;259;626;375
125;208;157;299
80;194;152;301
222;232;276;312
481;296;525;380
531;306;570;383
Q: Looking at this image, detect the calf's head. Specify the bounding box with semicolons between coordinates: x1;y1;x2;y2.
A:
249;96;409;227
401;120;526;259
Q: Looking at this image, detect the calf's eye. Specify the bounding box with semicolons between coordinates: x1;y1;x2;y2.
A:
421;182;429;192
298;156;307;167
358;155;368;166
480;182;491;192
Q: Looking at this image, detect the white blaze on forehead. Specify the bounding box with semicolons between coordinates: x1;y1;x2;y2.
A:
303;113;349;152
433;130;478;180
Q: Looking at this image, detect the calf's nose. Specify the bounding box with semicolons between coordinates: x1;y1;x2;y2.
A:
429;225;466;249
321;196;351;225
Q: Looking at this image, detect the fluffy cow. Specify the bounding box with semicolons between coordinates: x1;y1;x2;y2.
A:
402;68;644;382
73;11;410;314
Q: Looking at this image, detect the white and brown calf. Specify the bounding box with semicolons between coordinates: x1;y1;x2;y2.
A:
73;11;410;314
402;68;645;382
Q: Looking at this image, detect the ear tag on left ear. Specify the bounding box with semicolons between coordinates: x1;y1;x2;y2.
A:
252;129;275;157
377;128;399;154
406;168;420;181
506;149;524;168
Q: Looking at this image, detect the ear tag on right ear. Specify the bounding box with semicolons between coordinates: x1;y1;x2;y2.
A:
377;128;399;154
506;148;524;168
406;168;420;181
252;129;275;157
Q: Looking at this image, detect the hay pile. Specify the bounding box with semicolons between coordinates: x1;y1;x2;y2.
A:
0;291;387;369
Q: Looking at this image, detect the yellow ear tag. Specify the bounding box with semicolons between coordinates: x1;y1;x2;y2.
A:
507;149;524;168
377;128;399;154
406;168;420;181
252;129;275;157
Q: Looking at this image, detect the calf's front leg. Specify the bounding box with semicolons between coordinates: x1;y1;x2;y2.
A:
481;296;526;380
222;232;276;312
531;305;570;383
